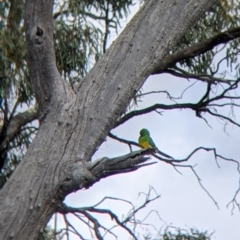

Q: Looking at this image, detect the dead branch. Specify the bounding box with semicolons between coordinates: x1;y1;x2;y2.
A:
165;68;234;84
114;79;240;128
88;149;156;181
57;186;160;240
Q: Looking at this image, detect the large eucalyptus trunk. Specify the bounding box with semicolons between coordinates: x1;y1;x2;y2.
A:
0;0;216;239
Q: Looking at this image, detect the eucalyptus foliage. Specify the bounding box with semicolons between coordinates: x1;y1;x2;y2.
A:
144;226;213;240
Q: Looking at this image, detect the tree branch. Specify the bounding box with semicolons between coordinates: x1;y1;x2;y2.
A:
108;132;173;159
114;103;196;127
153;26;240;73
0;107;38;149
165;68;234;84
226;178;240;214
153;146;240;172
57;186;160;240
87;149;156;186
54;149;156;201
53;9;107;21
25;0;68;116
7;0;24;29
115;79;240;127
174;163;219;209
154;146;240;209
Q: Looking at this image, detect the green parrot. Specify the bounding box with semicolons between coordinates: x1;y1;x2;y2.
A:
138;128;174;159
138;128;156;149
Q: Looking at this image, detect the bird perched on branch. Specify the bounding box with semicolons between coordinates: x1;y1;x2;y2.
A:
138;128;174;160
138;128;156;149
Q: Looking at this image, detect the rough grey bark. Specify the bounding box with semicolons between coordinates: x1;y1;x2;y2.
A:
0;0;217;239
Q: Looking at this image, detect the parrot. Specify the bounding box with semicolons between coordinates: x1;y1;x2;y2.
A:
138;128;174;159
138;128;156;149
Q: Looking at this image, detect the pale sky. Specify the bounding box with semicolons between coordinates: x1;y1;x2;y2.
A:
49;3;240;240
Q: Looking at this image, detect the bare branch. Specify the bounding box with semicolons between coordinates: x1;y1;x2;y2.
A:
103;2;110;53
226;178;240;214
108;132;138;150
136;90;180;100
88;149;156;182
53;9;107;21
54;213;57;240
57;187;160;240
92;196;134;209
58;204;137;240
114;79;240;128
63;215;70;240
63;214;85;240
165;68;234;84
0;107;38;149
153;146;240;173
114;103;193;127
205;108;240;128
135;209;166;231
152;146;240;210
173;164;219;209
9;99;20;122
123;187;160;225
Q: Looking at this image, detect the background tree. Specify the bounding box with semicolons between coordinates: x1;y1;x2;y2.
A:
1;0;240;239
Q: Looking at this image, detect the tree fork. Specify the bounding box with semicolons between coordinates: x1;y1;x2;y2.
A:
0;0;217;239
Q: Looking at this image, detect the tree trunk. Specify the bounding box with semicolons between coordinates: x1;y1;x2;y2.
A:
0;0;217;239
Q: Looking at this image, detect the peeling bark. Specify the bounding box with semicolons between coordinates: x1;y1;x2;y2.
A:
0;0;217;239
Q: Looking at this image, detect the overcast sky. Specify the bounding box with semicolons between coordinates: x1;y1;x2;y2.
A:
49;3;240;240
